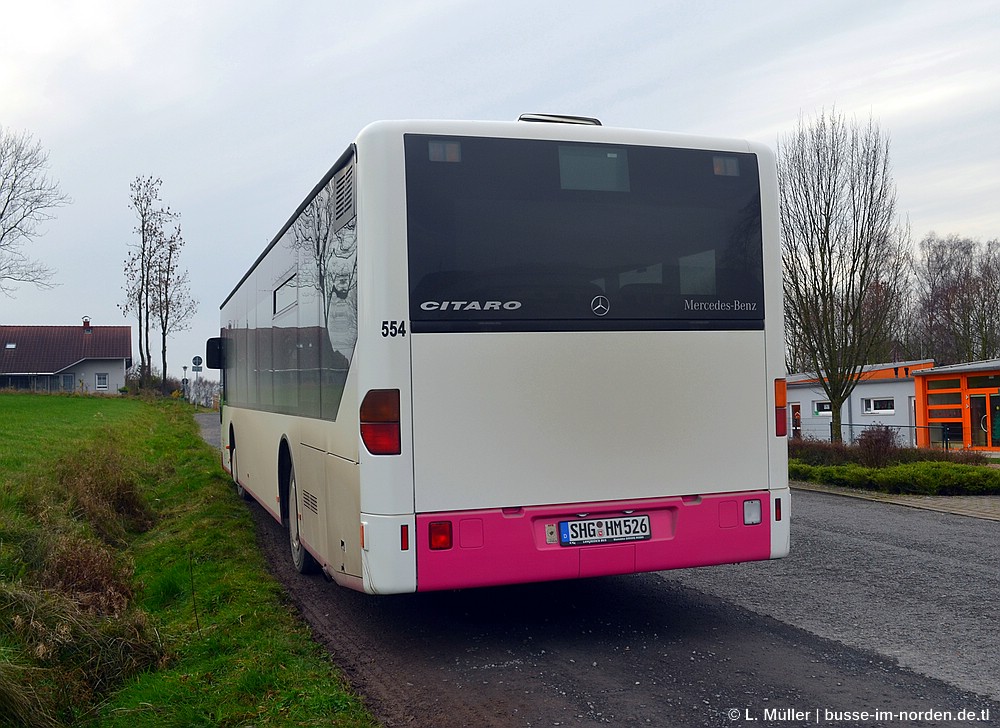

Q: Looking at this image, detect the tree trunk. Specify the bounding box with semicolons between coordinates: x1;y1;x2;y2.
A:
135;300;147;390
160;332;168;396
830;407;844;444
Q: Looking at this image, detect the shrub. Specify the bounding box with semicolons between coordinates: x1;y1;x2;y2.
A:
810;463;876;489
891;447;988;466
856;424;899;468
787;437;853;466
787;461;815;482
788;458;1000;495
788;433;989;468
871;462;1000;496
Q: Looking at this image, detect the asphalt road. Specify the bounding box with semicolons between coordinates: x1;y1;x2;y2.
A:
661;489;1000;704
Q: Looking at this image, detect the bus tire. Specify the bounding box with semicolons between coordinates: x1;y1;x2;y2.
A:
287;464;319;574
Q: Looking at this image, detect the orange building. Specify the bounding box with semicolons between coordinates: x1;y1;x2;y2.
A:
914;359;1000;452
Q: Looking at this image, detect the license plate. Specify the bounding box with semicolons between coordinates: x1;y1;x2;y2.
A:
558;515;651;547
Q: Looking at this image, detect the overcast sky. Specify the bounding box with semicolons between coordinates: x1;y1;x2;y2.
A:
3;0;998;379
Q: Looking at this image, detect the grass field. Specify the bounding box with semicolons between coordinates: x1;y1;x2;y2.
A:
0;393;377;727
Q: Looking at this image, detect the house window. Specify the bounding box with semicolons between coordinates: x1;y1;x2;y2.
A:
862;397;895;415
96;373;109;391
927;378;960;390
814;401;832;416
62;374;75;391
928;392;961;405
968;375;999;389
928;408;962;420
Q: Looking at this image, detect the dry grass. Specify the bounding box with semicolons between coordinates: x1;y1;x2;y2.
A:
0;660;61;728
39;534;135;617
1;580;165;725
50;426;155;545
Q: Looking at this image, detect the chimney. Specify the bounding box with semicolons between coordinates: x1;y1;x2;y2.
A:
83;316;92;333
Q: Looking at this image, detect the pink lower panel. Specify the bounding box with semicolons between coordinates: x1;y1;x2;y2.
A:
415;491;773;591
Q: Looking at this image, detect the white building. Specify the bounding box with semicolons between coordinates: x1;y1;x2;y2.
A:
787;360;935;445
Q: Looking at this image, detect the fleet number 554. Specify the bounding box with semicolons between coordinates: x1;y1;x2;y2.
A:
381;320;407;337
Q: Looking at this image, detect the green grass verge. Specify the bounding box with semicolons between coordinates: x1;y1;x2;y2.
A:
789;458;1000;495
0;393;377;727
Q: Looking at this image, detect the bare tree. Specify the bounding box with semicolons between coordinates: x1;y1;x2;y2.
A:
0;126;70;295
779;109;910;441
189;376;220;408
979;239;1000;359
909;232;1000;364
123;177;173;387
152;224;197;395
121;177;195;391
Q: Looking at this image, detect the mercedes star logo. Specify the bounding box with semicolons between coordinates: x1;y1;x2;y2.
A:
591;295;610;317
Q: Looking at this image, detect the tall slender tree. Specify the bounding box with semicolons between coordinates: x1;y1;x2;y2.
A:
122;177;194;391
779;109;910;441
123;177;169;387
153;223;197;395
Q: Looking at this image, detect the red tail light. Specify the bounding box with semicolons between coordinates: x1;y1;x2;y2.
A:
429;521;453;550
774;378;787;438
360;389;401;455
775;498;782;522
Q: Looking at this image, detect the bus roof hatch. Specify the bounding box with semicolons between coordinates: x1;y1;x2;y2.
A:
517;113;602;126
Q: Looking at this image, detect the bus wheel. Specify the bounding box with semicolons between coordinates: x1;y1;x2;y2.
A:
288;465;318;574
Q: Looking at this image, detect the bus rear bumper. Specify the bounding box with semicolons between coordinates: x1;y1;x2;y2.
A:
415;490;786;591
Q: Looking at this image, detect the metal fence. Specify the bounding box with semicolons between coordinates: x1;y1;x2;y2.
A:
791;421;964;450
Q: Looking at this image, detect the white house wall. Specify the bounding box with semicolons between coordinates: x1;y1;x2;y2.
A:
60;359;128;394
789;378;918;446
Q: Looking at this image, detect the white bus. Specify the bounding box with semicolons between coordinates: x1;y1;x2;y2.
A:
207;115;789;595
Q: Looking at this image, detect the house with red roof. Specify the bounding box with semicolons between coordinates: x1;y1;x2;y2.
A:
0;318;132;394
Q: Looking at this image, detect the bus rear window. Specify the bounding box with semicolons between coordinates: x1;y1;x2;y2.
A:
405;135;764;333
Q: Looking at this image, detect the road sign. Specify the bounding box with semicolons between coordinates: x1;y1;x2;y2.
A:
192;355;203;366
